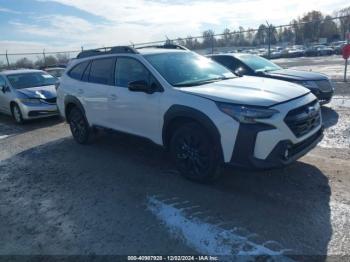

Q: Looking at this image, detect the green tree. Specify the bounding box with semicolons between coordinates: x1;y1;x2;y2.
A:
291;19;303;44
320;16;339;41
301;11;324;43
254;24;268;45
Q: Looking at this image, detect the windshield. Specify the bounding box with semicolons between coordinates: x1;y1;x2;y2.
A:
144;52;235;87
237;54;282;73
7;72;57;89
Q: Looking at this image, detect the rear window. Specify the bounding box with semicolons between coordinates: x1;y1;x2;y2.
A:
88;58;116;85
68;61;89;80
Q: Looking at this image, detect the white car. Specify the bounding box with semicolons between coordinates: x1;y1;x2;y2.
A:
0;69;59;123
57;45;323;182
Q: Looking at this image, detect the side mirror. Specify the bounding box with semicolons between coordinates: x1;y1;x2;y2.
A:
234;67;246;77
128;80;153;94
0;85;8;93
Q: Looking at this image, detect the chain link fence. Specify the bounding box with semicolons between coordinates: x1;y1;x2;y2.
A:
1;14;349;70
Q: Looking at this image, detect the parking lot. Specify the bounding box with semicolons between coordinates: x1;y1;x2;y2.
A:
0;56;350;259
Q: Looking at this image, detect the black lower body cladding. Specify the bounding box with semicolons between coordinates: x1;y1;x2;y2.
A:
230;123;324;169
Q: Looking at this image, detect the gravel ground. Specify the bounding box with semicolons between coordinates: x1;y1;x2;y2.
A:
0;58;349;259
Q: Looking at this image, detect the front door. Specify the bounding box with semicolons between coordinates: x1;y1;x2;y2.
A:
107;57;162;144
0;76;11;114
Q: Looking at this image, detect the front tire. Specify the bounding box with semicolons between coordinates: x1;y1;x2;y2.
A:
11;103;24;124
170;122;222;183
67;107;92;144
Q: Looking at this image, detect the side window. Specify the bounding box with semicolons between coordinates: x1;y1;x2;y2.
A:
89;57;116;85
115;57;150;88
81;62;91;82
68;61;89;80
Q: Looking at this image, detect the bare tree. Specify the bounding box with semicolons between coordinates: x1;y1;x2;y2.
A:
56;53;70;64
334;6;350;40
202;30;215;48
15;57;34;69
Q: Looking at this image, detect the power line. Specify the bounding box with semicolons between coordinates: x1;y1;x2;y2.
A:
1;14;349;57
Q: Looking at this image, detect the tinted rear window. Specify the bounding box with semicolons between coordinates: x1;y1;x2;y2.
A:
89;58;116;85
69;61;89;80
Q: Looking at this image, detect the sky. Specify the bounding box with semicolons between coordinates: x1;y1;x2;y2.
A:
0;0;349;55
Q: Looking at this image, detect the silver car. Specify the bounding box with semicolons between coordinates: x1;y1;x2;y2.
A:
0;69;59;123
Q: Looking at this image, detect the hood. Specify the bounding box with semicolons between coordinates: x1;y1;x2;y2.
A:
16;85;56;99
177;76;310;107
264;69;328;81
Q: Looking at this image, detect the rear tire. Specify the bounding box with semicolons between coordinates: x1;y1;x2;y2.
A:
67;107;92;144
11;103;24;124
170;122;222;183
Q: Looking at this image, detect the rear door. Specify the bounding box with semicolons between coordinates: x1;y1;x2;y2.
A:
80;57;116;126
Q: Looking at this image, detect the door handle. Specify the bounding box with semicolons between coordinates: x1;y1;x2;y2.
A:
77;89;84;94
110;94;118;100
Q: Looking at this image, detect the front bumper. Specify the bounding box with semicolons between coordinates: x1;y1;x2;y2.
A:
251;127;323;168
229;124;323;169
18;102;58;120
312;90;333;105
228;94;324;169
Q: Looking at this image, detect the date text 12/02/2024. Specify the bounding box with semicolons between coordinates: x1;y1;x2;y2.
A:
127;256;219;261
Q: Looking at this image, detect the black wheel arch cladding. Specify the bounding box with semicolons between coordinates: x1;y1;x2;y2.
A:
64;95;86;120
163;105;224;161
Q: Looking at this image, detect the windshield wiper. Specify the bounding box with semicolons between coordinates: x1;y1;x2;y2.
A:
174;76;235;87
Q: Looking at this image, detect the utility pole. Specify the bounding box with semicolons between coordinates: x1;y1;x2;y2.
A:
5;50;10;69
211;34;214;54
266;21;271;59
43;49;46;68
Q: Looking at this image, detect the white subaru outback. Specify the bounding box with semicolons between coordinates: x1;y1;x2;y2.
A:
57;45;323;182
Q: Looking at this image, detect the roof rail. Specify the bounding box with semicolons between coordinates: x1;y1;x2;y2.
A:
77;46;139;59
136;44;189;51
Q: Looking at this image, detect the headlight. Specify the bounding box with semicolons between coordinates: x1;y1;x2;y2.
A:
19;98;42;105
299;81;318;89
217;103;279;123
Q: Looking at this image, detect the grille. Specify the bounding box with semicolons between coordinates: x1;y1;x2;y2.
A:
41;97;57;104
315;80;332;92
288;128;323;157
284;100;321;138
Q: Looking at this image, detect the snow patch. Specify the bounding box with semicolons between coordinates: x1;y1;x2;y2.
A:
328;202;350;255
320;97;350;149
147;196;293;260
